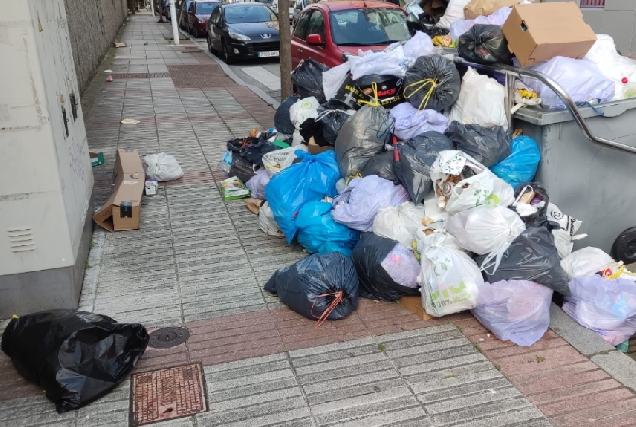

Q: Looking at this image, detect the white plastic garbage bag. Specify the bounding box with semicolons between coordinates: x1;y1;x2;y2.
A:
449;67;508;129
143;152;184;181
585;35;636;101
259;201;284;238
472;280;553;346
438;0;472;28
332;175;410;232
424;194;449;224
348;48;409;80
403;31;435;58
430;150;515;214
418;232;482;316
323;62;351;101
289;97;320;128
246;169;270;200
450;7;512;40
373;202;426;248
381;243;421;289
561;247;615;280
564;275;636;346
262;146;306;177
390;103;449;141
415;225;464;254
518;57;615;110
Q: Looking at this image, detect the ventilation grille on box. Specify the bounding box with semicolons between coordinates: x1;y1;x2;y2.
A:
8;228;35;252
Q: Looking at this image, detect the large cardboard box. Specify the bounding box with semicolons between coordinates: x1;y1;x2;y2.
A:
93;149;145;231
502;2;596;67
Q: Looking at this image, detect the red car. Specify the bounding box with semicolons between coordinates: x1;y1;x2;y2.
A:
291;0;410;69
187;0;220;37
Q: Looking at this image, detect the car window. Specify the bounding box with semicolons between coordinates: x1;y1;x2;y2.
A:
329;8;409;46
293;10;311;39
224;5;277;23
196;2;220;13
307;10;325;39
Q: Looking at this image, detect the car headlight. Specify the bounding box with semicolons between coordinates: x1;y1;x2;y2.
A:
228;30;250;41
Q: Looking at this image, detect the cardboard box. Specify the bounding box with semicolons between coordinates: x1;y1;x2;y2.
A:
306;136;334;155
221;176;250;201
399;296;433;321
93;149;145;231
502;2;596;67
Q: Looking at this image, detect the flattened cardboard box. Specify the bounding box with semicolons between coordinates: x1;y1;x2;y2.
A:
502;2;596;67
93;149;145;231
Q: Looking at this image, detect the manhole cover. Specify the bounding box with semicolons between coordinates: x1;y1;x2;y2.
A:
130;363;207;426
148;327;190;349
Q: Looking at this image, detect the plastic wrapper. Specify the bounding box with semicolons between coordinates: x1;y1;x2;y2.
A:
143;152;184;181
448;68;508;129
561;247;615;280
265;150;340;244
395;132;453;204
445;121;511;167
361;151;397;182
262;146;306;177
245;169;270;200
275;95;300;135
563;276;636;346
403;31;435;58
332;175;410;232
458;24;511;65
390;103;449;141
419;232;482;316
373;202;426;248
477;227;571;296
264;252;359;321
296;201;360;256
352;233;420;301
403;55;461;112
259;201;284;238
335;105;391;177
1;310;149;412
472;280;553;346
291;59;329;101
490;136;541;189
511;182;548;226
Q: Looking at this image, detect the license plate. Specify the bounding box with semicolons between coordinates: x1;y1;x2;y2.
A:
258;51;279;57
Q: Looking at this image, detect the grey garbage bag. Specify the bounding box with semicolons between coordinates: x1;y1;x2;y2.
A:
335;105;391;177
361;151;397;182
264;252;360;323
403;55;461;112
394;132;453;204
445;121;511;167
291;59;329;101
275;95;300;135
476;227;571;296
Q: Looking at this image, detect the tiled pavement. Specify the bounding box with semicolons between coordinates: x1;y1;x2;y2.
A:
3;12;636;427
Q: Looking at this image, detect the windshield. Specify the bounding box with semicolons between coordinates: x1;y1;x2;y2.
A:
225;5;277;23
196;2;220;13
329;9;409;46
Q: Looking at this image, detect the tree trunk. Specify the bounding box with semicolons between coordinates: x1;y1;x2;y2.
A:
278;0;293;99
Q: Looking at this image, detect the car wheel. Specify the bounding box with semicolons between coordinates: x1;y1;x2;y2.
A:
612;227;636;264
222;39;235;64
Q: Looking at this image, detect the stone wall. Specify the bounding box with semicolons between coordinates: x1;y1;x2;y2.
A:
64;0;128;93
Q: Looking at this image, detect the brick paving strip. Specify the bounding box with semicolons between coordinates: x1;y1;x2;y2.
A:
3;11;636;427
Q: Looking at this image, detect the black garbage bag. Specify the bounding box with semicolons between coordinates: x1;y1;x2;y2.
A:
1;310;149;412
512;182;549;227
300;118;329;146
230;155;256;183
291;59;329;101
264;252;360;322
227;136;278;167
275;95;299;135
352;233;420;301
403;55;461;112
445;121;511;167
458;24;512;65
361;151;397;182
418;13;449;38
316;107;353;146
353;74;405;109
333;74;362;110
335;105;391;177
476;227;570;296
394;132;453;203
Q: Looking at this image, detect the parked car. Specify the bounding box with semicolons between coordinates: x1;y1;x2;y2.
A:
187;1;221;36
292;0;320;26
179;0;193;29
271;0;295;24
207;3;280;63
291;1;409;68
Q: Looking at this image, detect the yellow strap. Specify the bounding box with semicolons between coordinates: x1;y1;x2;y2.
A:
345;173;362;186
403;78;437;111
358;82;380;107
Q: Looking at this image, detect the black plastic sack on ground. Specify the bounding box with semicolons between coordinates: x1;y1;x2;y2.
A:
264;252;359;321
317;108;352;146
227;137;277;167
300;118;329;146
335;105;391;177
418;13;449;38
404;55;461;112
291;59;329;101
353;74;405;109
394;132;452;203
361;151;397;182
477;227;570;296
333;74;362;110
352;233;420;301
275;95;299;135
1;310;148;412
458;24;512;65
230;155;256;183
445;121;511;167
513;182;549;227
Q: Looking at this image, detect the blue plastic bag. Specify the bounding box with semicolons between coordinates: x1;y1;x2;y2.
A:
296;201;360;256
490;136;540;189
265;150;340;244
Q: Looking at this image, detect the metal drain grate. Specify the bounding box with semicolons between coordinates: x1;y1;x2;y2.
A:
109;72;170;79
148;327;190;349
130;363;207;426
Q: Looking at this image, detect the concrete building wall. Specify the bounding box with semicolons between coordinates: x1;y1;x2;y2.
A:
64;0;128;93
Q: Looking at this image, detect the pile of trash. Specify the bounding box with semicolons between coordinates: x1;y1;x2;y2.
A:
216;3;636;349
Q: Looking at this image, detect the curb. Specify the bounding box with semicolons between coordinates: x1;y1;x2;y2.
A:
178;29;281;110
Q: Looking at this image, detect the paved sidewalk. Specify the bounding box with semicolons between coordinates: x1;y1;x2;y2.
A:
2;12;636;427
